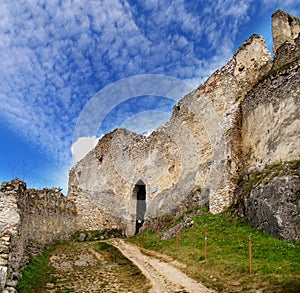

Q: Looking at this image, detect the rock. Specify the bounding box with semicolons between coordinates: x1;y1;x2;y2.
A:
1;236;10;242
4;287;16;293
75;260;88;267
0;266;7;291
12;272;21;280
0;253;8;260
59;262;72;271
0;245;9;253
78;233;86;242
0;259;8;266
244;175;300;241
5;280;17;288
162;218;194;240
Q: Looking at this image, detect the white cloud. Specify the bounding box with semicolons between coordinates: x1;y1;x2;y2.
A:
71;136;100;163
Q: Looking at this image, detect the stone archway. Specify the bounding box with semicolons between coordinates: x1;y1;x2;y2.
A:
134;180;146;235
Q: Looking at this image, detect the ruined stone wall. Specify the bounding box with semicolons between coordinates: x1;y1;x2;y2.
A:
242;54;300;174
0;179;77;291
68;10;300;238
237;34;300;242
272;9;300;56
69;33;271;233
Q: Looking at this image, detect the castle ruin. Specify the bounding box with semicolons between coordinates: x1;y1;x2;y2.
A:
68;9;300;236
0;9;299;292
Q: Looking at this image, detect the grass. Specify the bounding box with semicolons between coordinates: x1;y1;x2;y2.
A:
17;245;56;293
127;208;300;292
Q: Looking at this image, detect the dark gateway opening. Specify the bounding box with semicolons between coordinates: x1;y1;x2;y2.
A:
134;180;146;235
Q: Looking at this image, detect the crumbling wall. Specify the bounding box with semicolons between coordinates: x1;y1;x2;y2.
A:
272;9;300;56
0;179;77;292
69;33;271;233
242;45;300;173
199;34;271;213
68;9;300;240
238;10;300;241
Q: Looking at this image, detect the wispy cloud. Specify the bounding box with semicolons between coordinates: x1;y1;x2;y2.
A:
261;0;300;15
0;0;297;185
121;110;171;135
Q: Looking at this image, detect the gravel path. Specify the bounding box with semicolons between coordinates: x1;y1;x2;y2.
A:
109;239;213;293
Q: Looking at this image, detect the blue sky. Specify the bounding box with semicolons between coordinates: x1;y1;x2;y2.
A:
0;0;299;193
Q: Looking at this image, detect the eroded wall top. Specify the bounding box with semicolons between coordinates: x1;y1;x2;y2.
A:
272;9;300;56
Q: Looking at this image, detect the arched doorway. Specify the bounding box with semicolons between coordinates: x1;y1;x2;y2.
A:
134;180;146;235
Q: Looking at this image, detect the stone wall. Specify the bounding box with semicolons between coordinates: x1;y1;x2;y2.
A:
68;10;300;239
241;55;300;174
0;179;77;292
272;9;300;56
69;34;271;232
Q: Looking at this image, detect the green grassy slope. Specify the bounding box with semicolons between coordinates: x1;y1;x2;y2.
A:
128;209;300;292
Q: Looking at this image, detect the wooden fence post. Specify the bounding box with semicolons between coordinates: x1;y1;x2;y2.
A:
158;225;160;243
176;228;179;255
249;235;253;274
146;225;149;241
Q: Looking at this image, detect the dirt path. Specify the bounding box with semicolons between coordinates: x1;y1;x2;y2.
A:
44;239;212;292
109;239;213;293
46;241;151;292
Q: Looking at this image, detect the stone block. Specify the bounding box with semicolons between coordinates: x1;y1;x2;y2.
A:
0;259;8;266
0;245;9;254
0;266;7;290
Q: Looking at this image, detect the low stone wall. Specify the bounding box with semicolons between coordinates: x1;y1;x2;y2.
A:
0;179;77;292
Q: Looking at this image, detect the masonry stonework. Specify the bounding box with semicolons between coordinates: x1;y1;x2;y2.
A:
68;10;300;237
272;9;300;57
0;179;77;291
1;10;299;290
